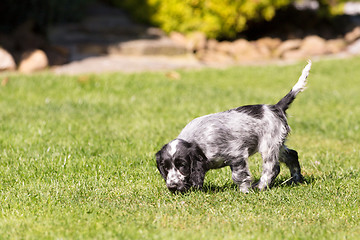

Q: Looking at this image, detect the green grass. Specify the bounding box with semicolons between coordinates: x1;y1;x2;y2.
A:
0;57;359;239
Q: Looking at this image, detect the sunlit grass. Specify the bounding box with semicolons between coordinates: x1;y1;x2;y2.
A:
0;57;359;239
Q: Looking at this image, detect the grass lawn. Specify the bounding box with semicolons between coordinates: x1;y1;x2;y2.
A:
0;57;359;239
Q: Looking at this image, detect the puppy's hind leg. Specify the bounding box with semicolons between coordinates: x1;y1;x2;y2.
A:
230;158;252;193
255;149;281;191
279;146;304;184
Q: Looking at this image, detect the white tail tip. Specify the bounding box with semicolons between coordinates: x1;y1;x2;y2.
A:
292;60;312;93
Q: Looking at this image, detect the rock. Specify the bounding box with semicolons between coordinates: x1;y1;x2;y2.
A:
18;49;49;73
53;55;204;74
0;47;16;71
185;32;207;52
232;39;262;61
206;39;219;51
108;38;187;56
77;43;107;55
197;49;234;65
255;37;282;58
275;39;302;58
300;35;327;56
170;32;188;48
253;41;272;59
282;49;307;60
256;37;282;51
170;31;206;52
145;27;166;38
215;41;233;54
215;39;263;61
325;39;347;54
170;31;207;52
345;26;360;43
347;39;360;55
45;45;70;66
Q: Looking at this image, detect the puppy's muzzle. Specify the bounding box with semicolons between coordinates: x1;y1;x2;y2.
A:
167;182;188;193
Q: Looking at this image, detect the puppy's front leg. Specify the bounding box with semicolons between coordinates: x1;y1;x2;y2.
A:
230;159;252;193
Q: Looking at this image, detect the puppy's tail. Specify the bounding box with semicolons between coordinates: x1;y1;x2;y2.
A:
275;60;312;112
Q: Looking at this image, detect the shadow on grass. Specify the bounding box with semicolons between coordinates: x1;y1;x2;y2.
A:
271;175;317;188
202;181;238;193
201;175;317;194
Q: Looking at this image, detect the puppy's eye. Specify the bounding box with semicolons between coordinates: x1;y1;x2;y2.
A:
178;166;189;176
176;162;189;174
174;161;184;168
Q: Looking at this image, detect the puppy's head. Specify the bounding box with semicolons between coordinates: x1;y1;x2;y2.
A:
156;139;207;193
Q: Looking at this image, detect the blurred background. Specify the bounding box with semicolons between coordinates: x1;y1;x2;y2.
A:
1;0;360;73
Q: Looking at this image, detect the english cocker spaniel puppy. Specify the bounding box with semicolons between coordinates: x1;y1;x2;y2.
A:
156;61;311;193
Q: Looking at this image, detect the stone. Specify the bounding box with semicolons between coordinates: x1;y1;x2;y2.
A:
253;41;272;59
169;32;187;48
300;35;327;56
282;49;307;60
45;45;70;66
255;37;282;58
256;37;282;51
345;26;360;43
275;39;302;58
206;39;219;51
146;27;166;38
169;31;204;53
347;39;360;55
108;38;187;56
185;32;207;52
215;41;233;54
18;49;49;73
197;49;234;65
325;39;347;54
0;47;16;71
215;39;263;62
232;39;262;61
77;43;107;55
169;31;207;52
52;55;204;74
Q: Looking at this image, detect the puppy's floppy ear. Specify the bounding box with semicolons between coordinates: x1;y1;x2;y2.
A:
189;143;207;189
156;149;167;180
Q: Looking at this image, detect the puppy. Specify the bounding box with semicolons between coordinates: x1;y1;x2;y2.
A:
156;61;311;193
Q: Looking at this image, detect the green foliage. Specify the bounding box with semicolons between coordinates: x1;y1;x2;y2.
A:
310;0;360;15
110;0;360;39
0;57;360;239
316;0;345;15
110;0;292;39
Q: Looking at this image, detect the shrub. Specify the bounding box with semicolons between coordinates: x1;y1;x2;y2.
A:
317;0;360;15
110;0;292;39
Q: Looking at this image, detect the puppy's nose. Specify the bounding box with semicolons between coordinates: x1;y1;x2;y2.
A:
167;183;178;192
168;186;177;192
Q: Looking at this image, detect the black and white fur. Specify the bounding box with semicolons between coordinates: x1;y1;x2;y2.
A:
156;61;311;193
